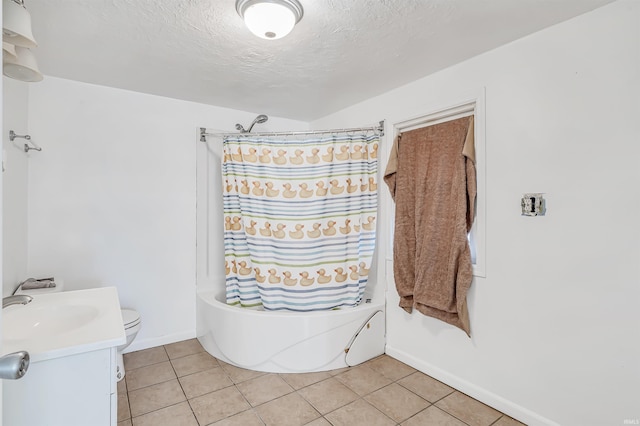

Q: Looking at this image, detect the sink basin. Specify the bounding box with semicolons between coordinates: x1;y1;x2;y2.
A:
3;304;100;341
2;287;126;362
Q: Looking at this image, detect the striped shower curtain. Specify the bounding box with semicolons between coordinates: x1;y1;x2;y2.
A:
222;133;379;311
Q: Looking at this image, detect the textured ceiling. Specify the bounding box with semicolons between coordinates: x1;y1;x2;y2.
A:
27;0;614;121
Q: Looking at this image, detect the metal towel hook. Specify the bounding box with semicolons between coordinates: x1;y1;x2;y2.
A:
9;130;42;152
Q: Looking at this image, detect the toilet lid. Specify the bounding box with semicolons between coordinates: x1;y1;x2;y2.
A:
121;309;141;328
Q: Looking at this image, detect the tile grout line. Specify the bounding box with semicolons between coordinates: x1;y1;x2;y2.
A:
436;389;508;426
287;376;339;424
282;366;424;425
165;344;203;426
425;390;475;426
433;404;474;426
125;345;200;425
489;414;505;425
121;377;132;423
387;374;433;425
281;374;337;425
242;373;321;425
370;363;458;426
217;359;270;425
393;401;435;425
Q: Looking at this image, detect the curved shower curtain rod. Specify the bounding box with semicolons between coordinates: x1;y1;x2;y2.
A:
199;120;385;142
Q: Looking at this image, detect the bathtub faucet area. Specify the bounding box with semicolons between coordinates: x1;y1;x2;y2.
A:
2;295;33;309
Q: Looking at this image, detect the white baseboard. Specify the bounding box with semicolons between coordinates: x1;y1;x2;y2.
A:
124;330;197;354
385;345;559;426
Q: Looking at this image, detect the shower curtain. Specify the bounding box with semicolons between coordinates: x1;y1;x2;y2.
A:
222;133;379;311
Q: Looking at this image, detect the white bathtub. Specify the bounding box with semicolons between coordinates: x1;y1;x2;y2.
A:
196;288;385;373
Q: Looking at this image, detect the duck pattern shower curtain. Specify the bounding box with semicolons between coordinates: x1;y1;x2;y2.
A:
222;133;379;311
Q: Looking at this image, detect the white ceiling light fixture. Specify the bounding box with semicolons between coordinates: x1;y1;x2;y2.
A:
2;0;37;48
3;46;43;82
3;41;18;62
236;0;303;40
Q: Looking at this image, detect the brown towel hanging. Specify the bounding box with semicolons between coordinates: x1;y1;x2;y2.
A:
384;116;476;336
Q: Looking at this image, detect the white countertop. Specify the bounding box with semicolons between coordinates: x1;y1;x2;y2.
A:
2;287;127;363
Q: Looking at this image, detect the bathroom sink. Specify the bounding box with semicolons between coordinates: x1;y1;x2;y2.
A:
3;304;101;341
2;287;126;362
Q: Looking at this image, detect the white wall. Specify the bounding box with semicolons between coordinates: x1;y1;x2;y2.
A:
26;77;306;351
2;78;29;297
312;1;640;425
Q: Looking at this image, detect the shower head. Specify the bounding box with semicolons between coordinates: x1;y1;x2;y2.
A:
254;114;269;124
246;114;269;133
236;114;269;133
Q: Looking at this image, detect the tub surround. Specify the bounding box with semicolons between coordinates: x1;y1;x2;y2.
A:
197;289;385;373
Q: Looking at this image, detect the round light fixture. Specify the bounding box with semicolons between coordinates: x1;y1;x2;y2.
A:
236;0;303;40
3;41;18;62
3;45;43;82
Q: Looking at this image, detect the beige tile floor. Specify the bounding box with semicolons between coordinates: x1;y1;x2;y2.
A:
117;339;526;426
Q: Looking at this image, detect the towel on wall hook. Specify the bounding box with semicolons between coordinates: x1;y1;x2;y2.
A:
9;130;42;152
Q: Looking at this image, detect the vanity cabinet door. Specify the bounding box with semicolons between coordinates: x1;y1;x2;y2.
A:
3;348;113;426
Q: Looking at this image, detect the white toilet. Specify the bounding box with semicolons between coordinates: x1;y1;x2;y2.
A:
117;308;141;381
16;280;141;381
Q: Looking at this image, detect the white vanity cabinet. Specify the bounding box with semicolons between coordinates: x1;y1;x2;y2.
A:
4;347;118;426
2;288;126;426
